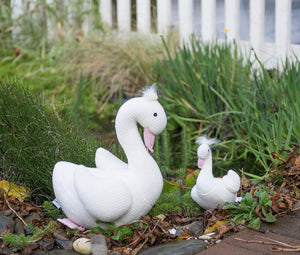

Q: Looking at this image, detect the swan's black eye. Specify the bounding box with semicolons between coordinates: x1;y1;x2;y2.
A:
153;112;158;117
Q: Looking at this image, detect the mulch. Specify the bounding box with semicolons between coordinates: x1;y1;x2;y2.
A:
0;146;299;255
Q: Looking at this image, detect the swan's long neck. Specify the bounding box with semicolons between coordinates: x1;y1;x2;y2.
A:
199;153;213;178
115;106;154;169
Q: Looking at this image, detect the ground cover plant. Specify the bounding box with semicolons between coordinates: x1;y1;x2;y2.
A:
0;79;100;202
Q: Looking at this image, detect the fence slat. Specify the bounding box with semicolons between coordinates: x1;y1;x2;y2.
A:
201;0;216;42
82;1;93;36
250;0;265;58
137;0;151;33
157;0;171;36
100;0;112;27
225;0;239;41
179;0;193;44
275;0;291;61
117;0;131;32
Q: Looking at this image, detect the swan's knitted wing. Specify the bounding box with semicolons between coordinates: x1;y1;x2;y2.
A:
74;166;132;223
222;170;241;193
95;148;127;170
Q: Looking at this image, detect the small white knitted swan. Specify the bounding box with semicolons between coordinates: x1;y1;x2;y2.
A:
52;85;167;229
191;136;241;210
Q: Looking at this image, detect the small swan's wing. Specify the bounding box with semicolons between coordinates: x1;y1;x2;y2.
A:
95;148;127;170
74;166;131;222
222;170;241;193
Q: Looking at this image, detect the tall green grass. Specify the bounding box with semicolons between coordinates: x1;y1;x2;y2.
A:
156;39;300;176
0;79;100;202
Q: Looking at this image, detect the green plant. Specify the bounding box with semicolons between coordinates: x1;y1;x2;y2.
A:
223;186;278;229
149;184;201;217
156;38;300;175
42;201;65;219
2;221;58;248
0;79;100;202
89;223;134;241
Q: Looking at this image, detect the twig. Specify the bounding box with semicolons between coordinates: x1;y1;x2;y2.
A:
131;236;149;255
235;237;300;249
4;193;28;227
260;236;300;249
163;179;192;190
292;206;300;212
271;247;300;252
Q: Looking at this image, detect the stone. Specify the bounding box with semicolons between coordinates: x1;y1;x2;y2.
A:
42;237;55;251
0;209;12;217
110;251;122;255
0;216;15;233
175;227;183;236
53;228;69;240
73;238;92;255
24;212;41;225
187;220;204;237
14;218;25;235
55;239;71;250
91;234;108;255
138;239;207;255
30;250;78;255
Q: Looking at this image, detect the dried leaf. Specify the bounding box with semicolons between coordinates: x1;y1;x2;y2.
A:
217;222;231;236
0;181;29;202
204;220;229;234
241;173;252;189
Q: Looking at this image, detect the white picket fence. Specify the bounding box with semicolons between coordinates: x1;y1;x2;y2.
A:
99;0;300;68
9;0;300;68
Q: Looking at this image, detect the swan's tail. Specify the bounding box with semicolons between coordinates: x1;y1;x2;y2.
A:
222;170;241;193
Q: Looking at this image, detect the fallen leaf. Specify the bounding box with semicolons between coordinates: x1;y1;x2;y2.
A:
0;181;29;202
241;173;251;188
217;222;231;236
204;220;229;234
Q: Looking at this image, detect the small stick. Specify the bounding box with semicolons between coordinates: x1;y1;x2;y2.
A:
292;206;300;212
271;247;300;252
235;237;300;249
163;179;192;190
4;194;28;227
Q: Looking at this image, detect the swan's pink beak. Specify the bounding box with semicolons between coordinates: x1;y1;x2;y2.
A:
144;127;155;153
198;158;205;168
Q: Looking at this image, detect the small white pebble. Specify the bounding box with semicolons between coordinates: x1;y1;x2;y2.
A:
168;228;176;235
198;234;213;240
73;238;92;255
215;239;222;244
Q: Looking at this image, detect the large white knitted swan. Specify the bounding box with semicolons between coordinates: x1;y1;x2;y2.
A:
191;136;241;210
52;85;167;229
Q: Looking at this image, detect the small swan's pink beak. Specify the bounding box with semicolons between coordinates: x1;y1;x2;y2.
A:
144;127;155;153
198;158;205;168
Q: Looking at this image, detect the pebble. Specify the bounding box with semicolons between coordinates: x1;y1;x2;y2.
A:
14;218;25;235
138;239;207;255
55;239;71;250
91;234;108;255
0;215;15;233
110;251;122;255
187;220;204;237
42;237;55;251
73;237;92;255
0;209;12;217
31;250;78;255
24;212;41;225
53;228;69;240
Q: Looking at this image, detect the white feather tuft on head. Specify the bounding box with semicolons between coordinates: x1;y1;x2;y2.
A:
142;84;158;101
195;136;220;146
